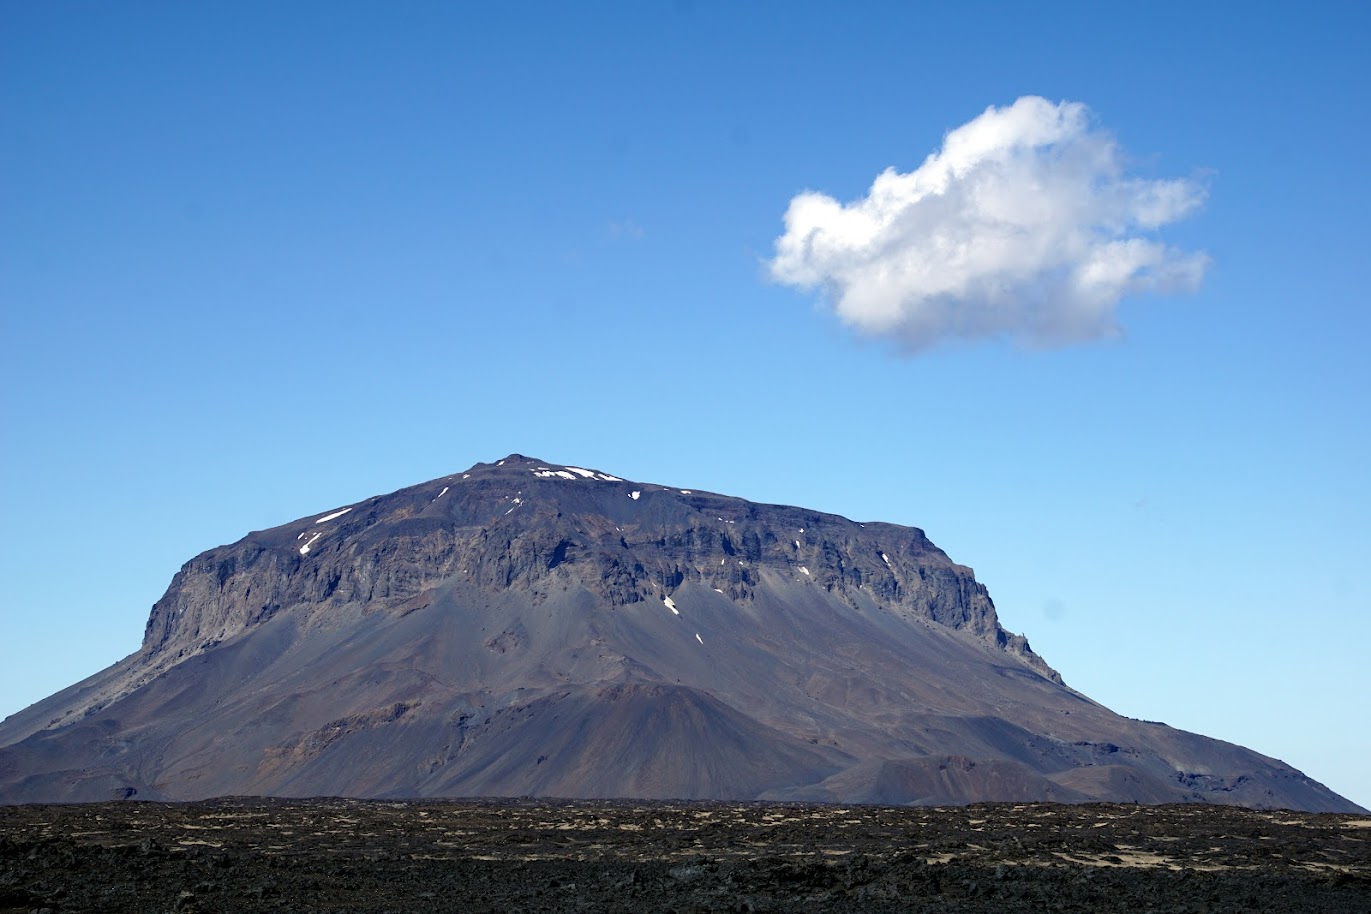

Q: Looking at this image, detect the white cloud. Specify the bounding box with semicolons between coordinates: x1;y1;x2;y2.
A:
769;96;1209;352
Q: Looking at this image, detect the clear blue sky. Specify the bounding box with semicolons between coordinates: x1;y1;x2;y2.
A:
2;2;1367;808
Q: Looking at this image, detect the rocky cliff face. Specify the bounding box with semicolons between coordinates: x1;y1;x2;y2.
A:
139;455;1049;677
0;456;1360;812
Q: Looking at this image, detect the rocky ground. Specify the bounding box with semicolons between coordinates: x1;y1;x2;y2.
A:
2;799;1368;913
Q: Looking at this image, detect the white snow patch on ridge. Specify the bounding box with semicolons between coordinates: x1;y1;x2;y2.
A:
299;532;323;555
881;552;892;567
436;486;449;499
695;633;704;644
315;508;353;524
630;491;641;500
799;566;810;576
530;465;624;483
664;596;679;615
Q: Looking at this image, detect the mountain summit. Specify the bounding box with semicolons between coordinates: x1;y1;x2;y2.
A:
0;456;1359;811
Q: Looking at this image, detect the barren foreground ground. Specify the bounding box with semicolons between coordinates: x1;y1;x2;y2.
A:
2;799;1368;913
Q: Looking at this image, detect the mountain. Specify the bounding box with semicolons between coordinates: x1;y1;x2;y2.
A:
0;455;1359;811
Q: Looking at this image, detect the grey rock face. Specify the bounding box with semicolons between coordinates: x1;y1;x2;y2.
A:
140;456;1038;669
0;455;1360;811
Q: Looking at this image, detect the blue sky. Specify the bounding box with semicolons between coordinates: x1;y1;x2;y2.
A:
2;2;1367;807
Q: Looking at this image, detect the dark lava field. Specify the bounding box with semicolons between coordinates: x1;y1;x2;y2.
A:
2;799;1368;913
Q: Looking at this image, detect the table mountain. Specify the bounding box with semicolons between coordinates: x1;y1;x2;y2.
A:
0;455;1358;811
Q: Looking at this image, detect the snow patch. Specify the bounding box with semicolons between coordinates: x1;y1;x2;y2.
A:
663;596;679;615
527;465;624;483
497;460;505;466
462;474;470;479
794;540;801;549
695;633;704;644
533;469;578;480
314;507;353;524
713;588;724;594
881;553;892;567
799;566;811;576
436;486;449;499
680;490;692;494
298;533;323;555
629;491;641;500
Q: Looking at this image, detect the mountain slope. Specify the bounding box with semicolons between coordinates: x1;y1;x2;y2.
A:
0;455;1359;811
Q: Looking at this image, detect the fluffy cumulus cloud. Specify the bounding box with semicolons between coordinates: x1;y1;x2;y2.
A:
769;96;1209;352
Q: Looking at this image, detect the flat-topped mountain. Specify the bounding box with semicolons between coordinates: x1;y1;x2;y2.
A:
0;455;1359;811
